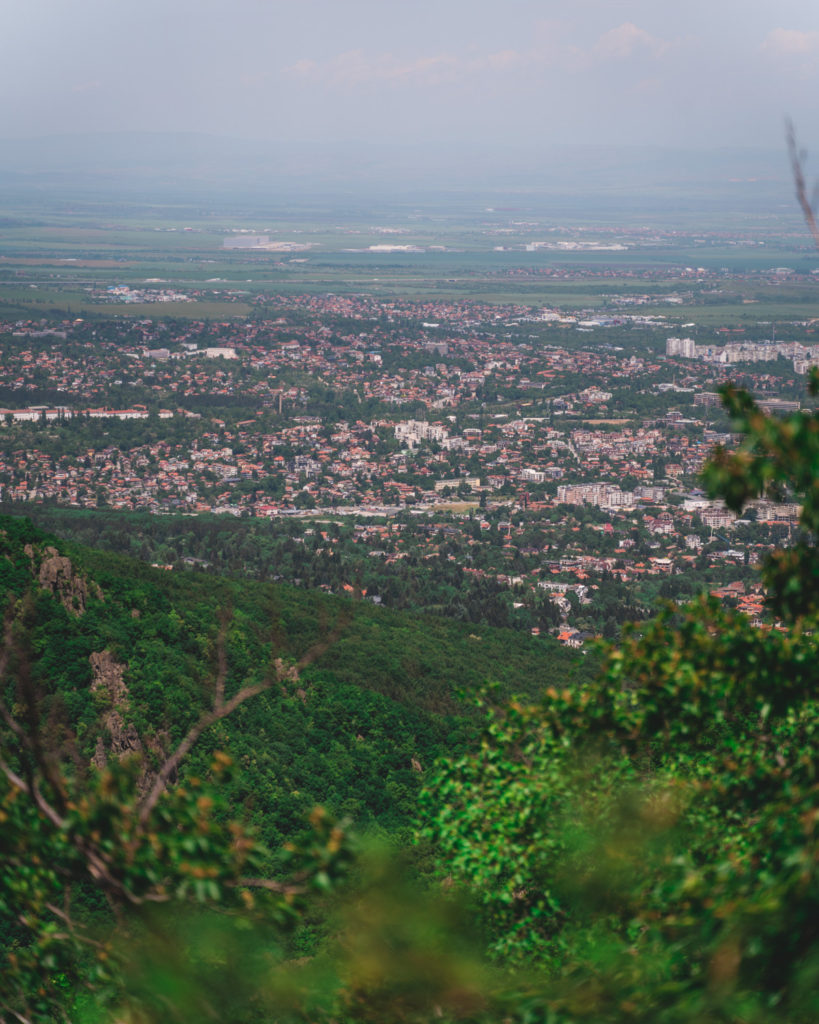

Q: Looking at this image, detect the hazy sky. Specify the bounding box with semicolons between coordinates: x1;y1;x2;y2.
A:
4;0;819;151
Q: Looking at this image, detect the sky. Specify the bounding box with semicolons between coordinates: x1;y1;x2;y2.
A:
4;0;819;154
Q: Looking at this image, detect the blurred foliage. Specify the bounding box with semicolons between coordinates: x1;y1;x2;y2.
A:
420;378;819;1022
0;732;352;1023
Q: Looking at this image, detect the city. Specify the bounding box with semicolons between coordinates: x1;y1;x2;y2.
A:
0;284;809;643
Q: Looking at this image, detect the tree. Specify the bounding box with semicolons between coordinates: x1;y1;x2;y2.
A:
420;377;819;1022
0;577;351;1024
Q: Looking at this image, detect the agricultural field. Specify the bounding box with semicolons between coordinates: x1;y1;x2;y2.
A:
2;188;819;323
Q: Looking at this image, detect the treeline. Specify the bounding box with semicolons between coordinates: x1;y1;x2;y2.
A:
16;506;569;633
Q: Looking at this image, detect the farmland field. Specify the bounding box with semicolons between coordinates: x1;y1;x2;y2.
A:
1;190;818;324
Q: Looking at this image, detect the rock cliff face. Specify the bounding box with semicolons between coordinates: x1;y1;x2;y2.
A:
25;544;102;615
89;649;171;794
89;649;143;770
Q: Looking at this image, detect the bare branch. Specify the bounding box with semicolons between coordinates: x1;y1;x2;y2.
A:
0;1005;36;1024
1;743;145;900
43;903;110;951
137;679;274;825
230;876;308;896
0;756;28;794
295;611;351;672
0;755;66;829
29;780;66;829
787;117;819;250
138;612;350;825
1;589;351;918
214;608;230;707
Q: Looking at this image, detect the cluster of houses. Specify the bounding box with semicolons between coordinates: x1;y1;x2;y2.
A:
0;300;807;643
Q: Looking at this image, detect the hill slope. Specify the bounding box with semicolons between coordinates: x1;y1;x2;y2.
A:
0;514;592;846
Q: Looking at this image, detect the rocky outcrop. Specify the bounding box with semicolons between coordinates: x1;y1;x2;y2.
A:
27;544;102;616
90;649;143;770
89;650;171;794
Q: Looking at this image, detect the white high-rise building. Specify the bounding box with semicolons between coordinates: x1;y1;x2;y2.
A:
666;337;696;358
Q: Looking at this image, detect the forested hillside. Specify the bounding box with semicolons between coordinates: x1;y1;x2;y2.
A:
0;513;590;851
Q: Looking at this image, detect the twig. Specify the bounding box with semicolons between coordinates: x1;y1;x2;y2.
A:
295;612;350;671
787;118;819;250
214;609;230;707
137;679;273;826
44;903;110;951
230;875;309;896
0;1003;35;1024
2;596;351;910
138;613;350;825
0;755;65;829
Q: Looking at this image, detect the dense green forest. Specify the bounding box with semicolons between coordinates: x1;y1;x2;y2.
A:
0;515;589;847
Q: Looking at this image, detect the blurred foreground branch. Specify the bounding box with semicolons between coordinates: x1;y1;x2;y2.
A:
787;117;819;249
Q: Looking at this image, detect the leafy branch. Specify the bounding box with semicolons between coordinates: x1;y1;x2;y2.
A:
0;587;352;1022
